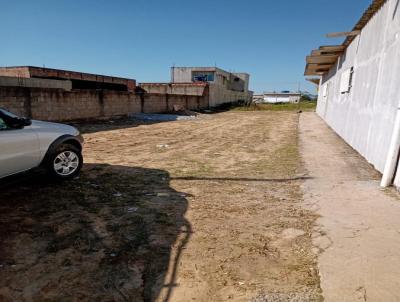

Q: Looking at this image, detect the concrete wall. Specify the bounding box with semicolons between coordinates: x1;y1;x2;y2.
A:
171;67;191;83
209;84;252;107
0;86;209;122
226;74;246;92
0;66;136;91
233;73;250;91
317;0;400;173
139;83;206;96
0;76;72;91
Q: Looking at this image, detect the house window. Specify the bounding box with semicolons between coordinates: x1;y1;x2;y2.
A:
349;67;354;89
340;67;354;94
192;71;215;82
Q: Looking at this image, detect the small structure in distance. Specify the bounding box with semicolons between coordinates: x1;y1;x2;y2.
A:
253;91;301;104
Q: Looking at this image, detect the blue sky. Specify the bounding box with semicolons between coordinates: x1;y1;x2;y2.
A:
0;0;371;93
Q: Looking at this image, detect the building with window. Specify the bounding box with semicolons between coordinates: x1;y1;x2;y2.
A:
171;67;253;107
304;0;400;187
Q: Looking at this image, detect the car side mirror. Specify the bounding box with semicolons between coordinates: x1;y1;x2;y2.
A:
22;118;32;127
9;117;31;129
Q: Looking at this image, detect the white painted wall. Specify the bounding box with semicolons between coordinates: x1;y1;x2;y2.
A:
263;95;300;103
317;0;400;175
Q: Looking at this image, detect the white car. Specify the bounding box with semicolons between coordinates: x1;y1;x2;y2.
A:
0;108;83;180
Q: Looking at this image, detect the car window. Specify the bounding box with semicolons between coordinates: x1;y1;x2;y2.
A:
0;108;19;119
0;108;21;130
0;117;10;130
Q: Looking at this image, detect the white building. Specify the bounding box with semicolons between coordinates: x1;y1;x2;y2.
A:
305;0;400;187
171;67;253;107
257;92;301;104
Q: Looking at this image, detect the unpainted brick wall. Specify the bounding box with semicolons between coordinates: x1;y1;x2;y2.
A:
103;91;141;117
0;87;30;117
142;94;168;113
167;95;186;111
30;90;103;121
0;86;209;121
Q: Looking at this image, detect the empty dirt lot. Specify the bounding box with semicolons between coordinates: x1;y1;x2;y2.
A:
0;112;321;301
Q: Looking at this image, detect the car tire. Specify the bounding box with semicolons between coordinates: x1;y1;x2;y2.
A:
47;144;83;180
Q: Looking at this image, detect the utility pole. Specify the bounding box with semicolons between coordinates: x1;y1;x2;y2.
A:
297;82;301;112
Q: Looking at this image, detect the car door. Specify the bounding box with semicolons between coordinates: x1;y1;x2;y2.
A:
0;116;40;178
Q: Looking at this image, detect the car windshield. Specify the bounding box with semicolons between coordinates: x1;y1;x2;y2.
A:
0;108;20;119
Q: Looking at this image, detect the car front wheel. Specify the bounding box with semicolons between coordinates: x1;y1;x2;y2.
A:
48;144;83;179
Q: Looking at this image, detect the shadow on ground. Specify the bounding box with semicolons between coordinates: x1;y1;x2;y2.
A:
71;113;199;135
0;164;190;302
71;118;165;135
172;176;313;182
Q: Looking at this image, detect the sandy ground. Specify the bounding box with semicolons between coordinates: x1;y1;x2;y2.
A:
0;112;321;301
300;112;400;302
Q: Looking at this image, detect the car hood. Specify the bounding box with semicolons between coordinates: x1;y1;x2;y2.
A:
30;120;79;136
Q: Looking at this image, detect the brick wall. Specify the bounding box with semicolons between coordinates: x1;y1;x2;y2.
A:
103;91;141;117
167;95;186;111
0;87;30;117
0;67;31;78
0;86;209;121
30;90;103;121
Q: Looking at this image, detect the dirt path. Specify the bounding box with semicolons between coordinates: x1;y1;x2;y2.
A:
0;112;321;301
300;112;400;302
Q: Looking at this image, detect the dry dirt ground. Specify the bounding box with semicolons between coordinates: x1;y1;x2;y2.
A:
0;112;322;302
